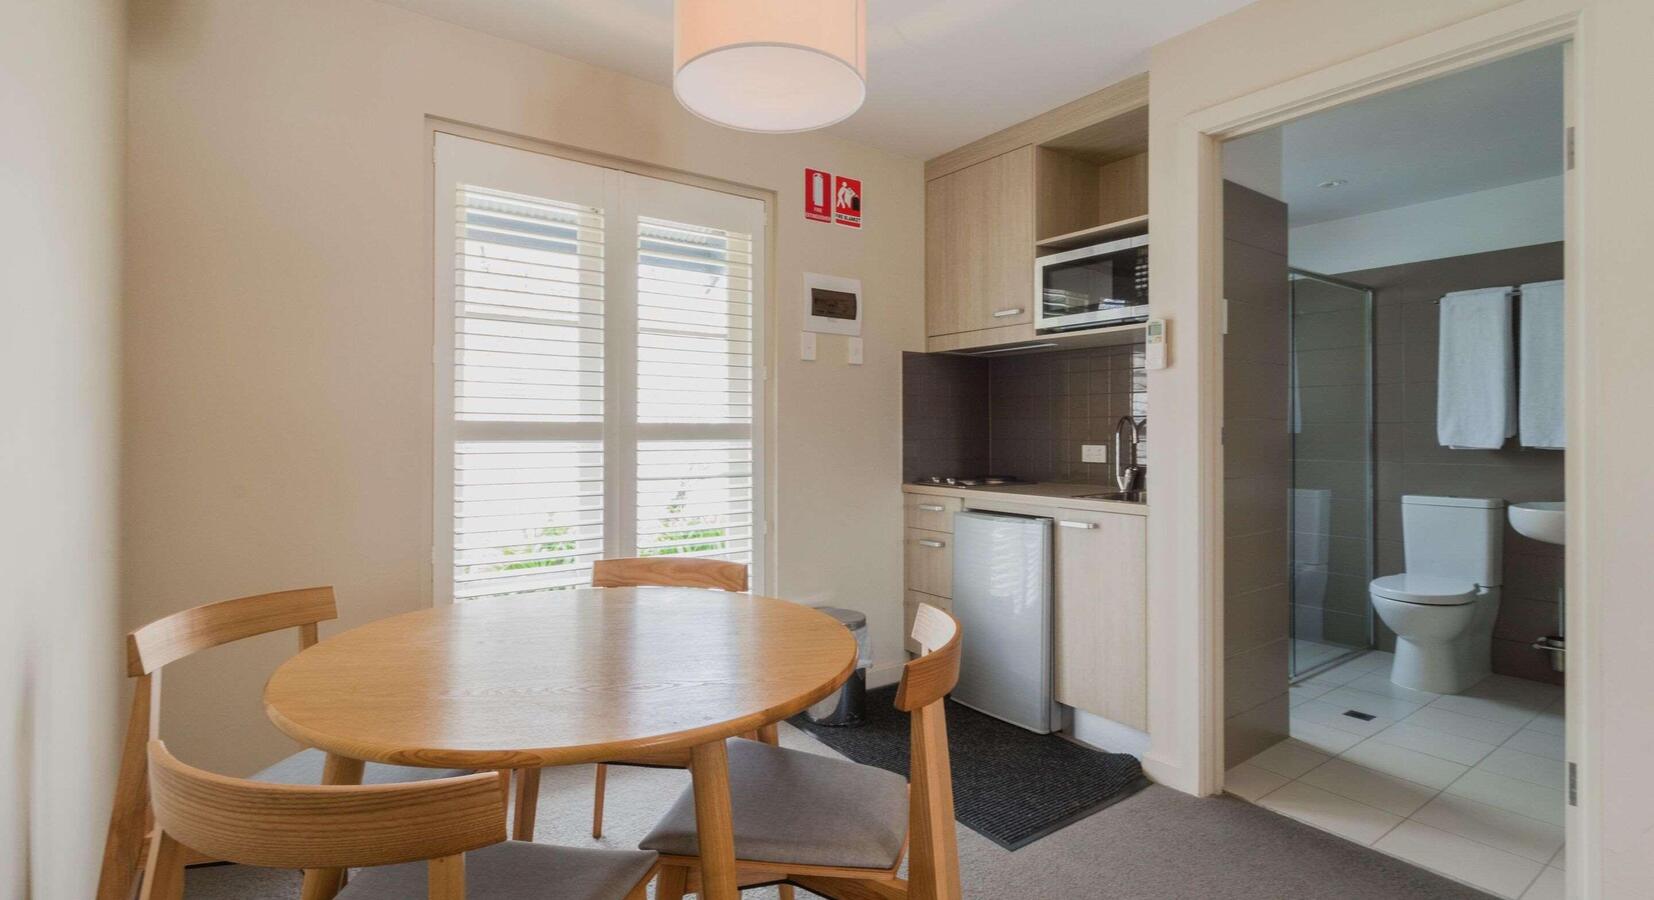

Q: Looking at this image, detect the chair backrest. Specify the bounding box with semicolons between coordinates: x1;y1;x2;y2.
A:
147;740;506;872
895;603;962;900
591;557;749;592
127;586;339;676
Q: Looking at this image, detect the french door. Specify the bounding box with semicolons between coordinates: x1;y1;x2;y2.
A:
433;134;766;602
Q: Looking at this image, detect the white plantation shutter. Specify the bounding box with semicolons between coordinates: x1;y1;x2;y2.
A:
434;135;766;602
634;216;755;564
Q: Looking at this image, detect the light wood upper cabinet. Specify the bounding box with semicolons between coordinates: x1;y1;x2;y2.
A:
1052;509;1147;730
924;146;1035;338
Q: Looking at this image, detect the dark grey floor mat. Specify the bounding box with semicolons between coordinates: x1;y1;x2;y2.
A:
789;685;1149;850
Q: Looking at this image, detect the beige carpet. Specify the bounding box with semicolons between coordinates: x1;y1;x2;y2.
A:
181;723;1491;899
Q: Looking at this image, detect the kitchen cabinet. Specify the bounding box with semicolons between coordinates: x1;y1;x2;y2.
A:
904;527;953;599
1052;508;1148;730
924;146;1036;340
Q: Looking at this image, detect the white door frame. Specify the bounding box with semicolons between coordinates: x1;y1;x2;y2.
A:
1164;0;1594;893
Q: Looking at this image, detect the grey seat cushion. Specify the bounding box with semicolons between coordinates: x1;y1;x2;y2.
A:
337;842;658;900
639;739;908;871
250;747;470;785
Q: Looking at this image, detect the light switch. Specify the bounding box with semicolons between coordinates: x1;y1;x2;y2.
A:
847;337;864;365
801;332;817;361
1081;444;1108;464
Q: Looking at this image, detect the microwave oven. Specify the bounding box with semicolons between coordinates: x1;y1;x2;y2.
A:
1034;233;1149;332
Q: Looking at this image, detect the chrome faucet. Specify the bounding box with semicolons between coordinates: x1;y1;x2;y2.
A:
1113;415;1142;493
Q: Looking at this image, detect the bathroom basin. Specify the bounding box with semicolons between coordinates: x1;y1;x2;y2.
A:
1510;501;1565;545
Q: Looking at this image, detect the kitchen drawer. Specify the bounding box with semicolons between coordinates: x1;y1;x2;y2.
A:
904;590;952;655
903;493;961;532
904;528;953;598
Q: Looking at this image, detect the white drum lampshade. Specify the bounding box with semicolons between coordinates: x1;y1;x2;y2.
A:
674;0;867;133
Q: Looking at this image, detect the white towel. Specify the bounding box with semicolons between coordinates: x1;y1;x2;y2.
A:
1519;279;1566;449
1437;287;1515;449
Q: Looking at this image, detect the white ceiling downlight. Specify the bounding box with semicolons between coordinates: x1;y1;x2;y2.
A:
674;0;867;133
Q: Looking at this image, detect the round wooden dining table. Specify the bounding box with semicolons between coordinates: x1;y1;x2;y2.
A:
264;587;858;900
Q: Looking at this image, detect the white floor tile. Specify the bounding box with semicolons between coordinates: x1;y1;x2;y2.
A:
1350;650;1396;673
1256;780;1403;846
1429;693;1544;728
1403;705;1524;745
1342;736;1470;790
1318;686;1425;720
1476;746;1566;791
1370;722;1498;767
1521;867;1565;900
1375;821;1545;899
1289;682;1335;707
1289;717;1364;755
1446;768;1565;826
1412;793;1565;863
1465;674;1563;708
1223;762;1291;802
1292;699;1395;739
1504;726;1566;762
1526;708;1565;736
1549;842;1565;870
1299;757;1439;817
1246;739;1331;779
1346;671;1442;705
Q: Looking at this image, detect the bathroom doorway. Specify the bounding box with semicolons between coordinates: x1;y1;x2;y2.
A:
1217;42;1569;898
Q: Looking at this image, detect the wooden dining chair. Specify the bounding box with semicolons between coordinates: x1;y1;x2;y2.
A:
639;603;963;900
97;587;469;900
577;557;758;844
139;740;660;900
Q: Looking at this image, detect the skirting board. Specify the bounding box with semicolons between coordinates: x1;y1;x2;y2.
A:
1069;708;1151;758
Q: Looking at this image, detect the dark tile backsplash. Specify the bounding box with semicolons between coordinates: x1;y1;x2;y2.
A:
902;344;1147;484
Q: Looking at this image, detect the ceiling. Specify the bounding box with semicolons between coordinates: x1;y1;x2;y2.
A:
373;0;1255;159
1228;45;1564;226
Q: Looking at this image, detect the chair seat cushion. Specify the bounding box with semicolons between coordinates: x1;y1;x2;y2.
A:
639;739;908;871
250;747;469;785
337;842;658;900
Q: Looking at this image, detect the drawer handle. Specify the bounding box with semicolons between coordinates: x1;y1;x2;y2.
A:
1058;520;1097;530
916;504;946;512
992;307;1024;318
917;539;946;548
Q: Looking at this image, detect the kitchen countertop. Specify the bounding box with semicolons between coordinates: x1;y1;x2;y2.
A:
903;481;1149;516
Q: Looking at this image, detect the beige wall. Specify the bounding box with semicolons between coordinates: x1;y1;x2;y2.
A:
0;0;126;894
1148;0;1654;891
124;0;925;777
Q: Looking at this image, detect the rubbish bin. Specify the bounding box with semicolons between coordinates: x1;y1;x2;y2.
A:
805;606;870;726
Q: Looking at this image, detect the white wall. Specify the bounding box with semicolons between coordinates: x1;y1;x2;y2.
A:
1290;175;1563;274
124;0;925;776
0;0;125;895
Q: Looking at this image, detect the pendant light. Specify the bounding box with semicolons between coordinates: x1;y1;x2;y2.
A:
674;0;867;133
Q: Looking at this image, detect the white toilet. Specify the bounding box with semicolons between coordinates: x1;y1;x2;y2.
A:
1370;495;1506;694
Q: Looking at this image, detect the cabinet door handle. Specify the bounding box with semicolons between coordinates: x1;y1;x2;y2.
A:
916;504;946;512
917;539;946;548
992;307;1024;318
1058;520;1097;530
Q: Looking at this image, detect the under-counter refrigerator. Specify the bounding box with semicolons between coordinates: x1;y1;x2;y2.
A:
950;510;1055;733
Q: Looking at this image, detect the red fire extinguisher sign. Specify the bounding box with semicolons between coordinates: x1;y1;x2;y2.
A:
804;168;832;222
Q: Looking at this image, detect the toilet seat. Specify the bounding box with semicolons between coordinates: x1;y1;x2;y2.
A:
1370;573;1478;606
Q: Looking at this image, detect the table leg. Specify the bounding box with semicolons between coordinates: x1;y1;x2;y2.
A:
300;753;365;900
688;740;739;900
512;767;541;841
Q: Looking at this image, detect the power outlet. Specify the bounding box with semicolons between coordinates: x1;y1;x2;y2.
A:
1081;444;1108;464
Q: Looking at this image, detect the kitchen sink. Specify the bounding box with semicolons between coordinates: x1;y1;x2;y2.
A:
1079;490;1148;504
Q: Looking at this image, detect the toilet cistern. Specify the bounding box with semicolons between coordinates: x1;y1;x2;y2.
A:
1510;501;1565;545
